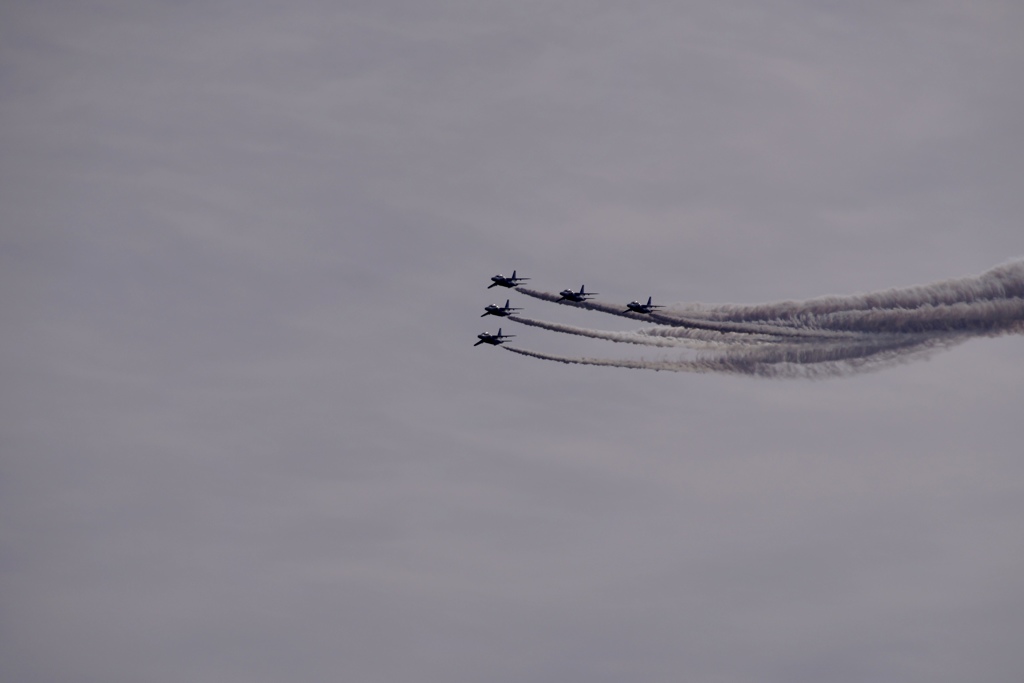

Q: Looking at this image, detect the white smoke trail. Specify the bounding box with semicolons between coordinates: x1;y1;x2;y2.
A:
503;345;712;373
502;261;1024;377
658;260;1024;325
644;311;862;338
517;262;1024;337
508;315;730;348
515;286;861;338
504;332;966;378
769;298;1024;334
634;325;802;344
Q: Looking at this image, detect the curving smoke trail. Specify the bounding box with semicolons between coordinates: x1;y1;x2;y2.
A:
516;286;861;338
505;333;966;378
655;260;1024;326
504;345;710;373
504;260;1024;377
507;315;725;348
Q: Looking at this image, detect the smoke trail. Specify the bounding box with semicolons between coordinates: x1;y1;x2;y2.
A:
660;260;1024;325
518;262;1024;336
503;345;721;373
509;313;847;349
508;315;731;348
502;261;1023;378
505;332;965;378
644;311;862;338
773;298;1024;334
516;286;860;337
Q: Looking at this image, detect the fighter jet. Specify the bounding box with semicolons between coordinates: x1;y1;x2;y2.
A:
625;296;665;314
488;270;530;289
481;299;522;317
474;328;516;347
557;284;598;303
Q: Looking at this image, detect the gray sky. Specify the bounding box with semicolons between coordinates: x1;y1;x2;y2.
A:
2;1;1023;681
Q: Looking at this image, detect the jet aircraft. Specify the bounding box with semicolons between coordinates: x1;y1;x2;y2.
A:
488;270;530;288
474;328;516;346
557;284;598;303
481;299;522;317
625;296;665;314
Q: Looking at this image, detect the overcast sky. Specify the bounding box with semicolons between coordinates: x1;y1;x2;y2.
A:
3;1;1024;682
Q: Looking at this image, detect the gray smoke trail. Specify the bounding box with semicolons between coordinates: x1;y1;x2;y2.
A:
660;260;1024;326
505;261;1023;378
503;345;711;373
634;325;800;344
509;314;843;350
520;262;1024;337
505;332;965;378
515;286;858;338
508;315;729;348
644;311;862;338
770;298;1024;334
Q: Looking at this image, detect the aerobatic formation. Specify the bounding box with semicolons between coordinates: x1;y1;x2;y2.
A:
476;261;1024;378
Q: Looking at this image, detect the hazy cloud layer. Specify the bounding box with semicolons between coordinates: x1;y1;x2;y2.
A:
2;2;1024;682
